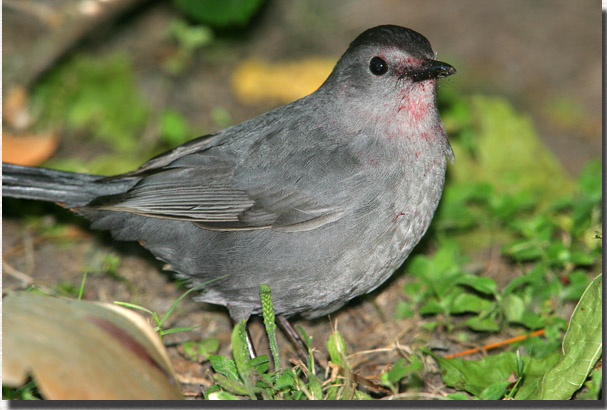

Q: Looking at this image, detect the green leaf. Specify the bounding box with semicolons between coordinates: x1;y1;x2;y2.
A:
353;390;373;400
427;349;559;398
502;264;545;295
479;381;510;400
569;251;595;266
449;95;575;207
501;294;525;323
231;319;256;399
403;281;427;303
159;325;200;336
511;352;561;399
158;283;212;327
326;330;348;369
518;311;545;330
536;275;602;400
576;160;601;199
33;53;149;158
295;325;316;374
174;0;265;27
463;316;500;332
248;355;269;375
427;350;516;396
503;239;543;262
275;369;295;391
382;356;423;386
167;19;213;51
77;272;87;300
419;299;444;315
394;300;414;319
159;110;190;147
308;373;322;400
445;392;471;400
209;355;239;381
182;338;220;362
451;293;493;314
211;374;248;396
421;321;440;332
575;367;602;400
455;274;497;295
561;271;592;301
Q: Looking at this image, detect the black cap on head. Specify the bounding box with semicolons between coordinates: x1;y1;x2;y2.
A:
347;25;434;59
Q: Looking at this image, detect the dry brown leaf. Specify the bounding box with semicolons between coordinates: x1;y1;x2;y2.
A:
2;131;59;166
3;292;184;400
3;86;31;130
231;57;336;105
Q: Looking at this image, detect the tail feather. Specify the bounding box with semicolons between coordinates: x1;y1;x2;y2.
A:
2;163;135;208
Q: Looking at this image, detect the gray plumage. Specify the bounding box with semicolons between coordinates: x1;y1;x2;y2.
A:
3;25;455;323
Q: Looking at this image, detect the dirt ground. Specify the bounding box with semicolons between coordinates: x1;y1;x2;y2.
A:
2;0;602;399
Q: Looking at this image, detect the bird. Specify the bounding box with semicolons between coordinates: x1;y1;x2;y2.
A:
3;24;455;358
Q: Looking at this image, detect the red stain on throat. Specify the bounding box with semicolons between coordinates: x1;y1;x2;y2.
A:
397;82;434;122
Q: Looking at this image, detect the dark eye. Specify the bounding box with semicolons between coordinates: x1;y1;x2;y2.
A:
369;56;388;75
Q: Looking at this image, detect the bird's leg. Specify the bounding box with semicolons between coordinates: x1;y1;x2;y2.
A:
245;326;257;359
277;315;316;369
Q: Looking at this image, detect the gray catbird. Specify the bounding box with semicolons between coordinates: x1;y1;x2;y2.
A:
3;25;455;350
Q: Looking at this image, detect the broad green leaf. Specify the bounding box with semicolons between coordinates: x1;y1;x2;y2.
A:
561;271;592;301
403;281;427;303
419;299;444;315
463;316;500;332
575;368;602;400
479;381;510;400
451;293;493;314
427;350;517;396
427;349;560;399
445;392;471;400
211;373;248;396
248;355;269;375
536;275;602;400
503;240;544;262
502;264;546;294
502;293;525;323
511;352;561;399
455;274;497;295
382;356;424;386
209;355;238;381
275;369;295;391
518;312;545;330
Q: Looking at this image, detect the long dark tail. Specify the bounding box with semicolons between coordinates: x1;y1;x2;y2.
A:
2;163;135;208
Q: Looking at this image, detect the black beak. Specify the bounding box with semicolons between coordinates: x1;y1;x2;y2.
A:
409;59;456;82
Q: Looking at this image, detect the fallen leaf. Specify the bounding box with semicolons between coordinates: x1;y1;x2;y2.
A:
3;86;31;130
3;291;183;400
2;131;59;166
231;57;336;104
